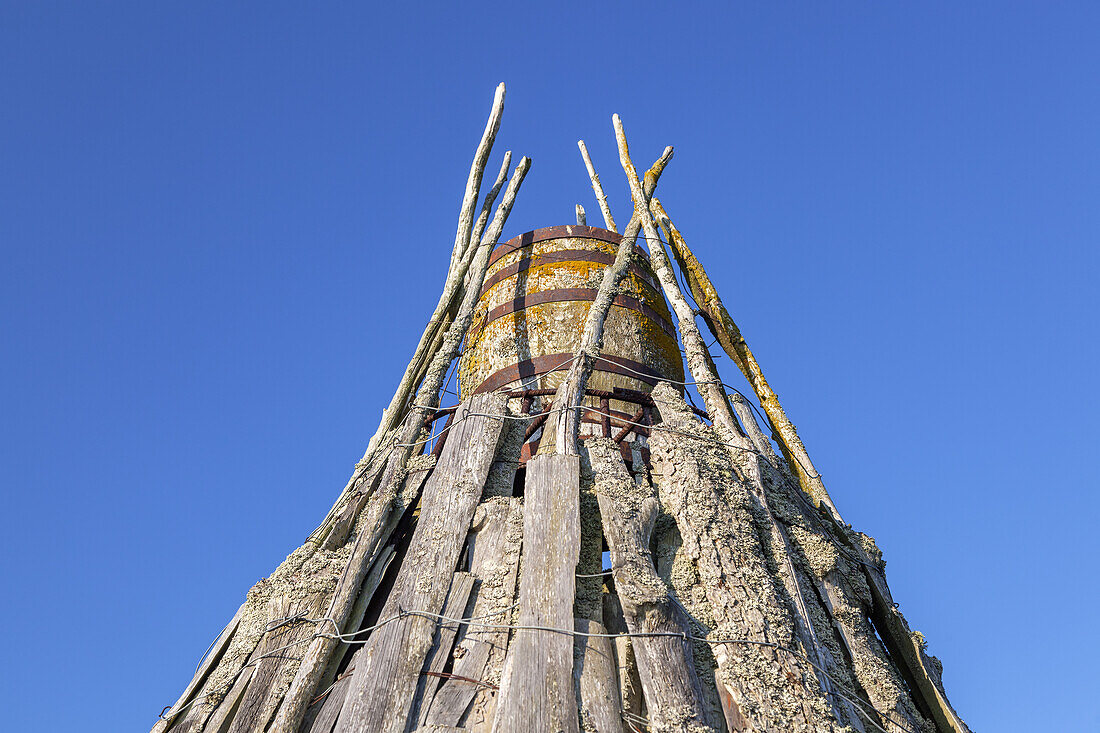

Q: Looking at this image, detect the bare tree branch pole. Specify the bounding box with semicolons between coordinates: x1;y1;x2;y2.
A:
269;156;530;733
578;139;617;232
450;82;508;271
462;150;513;283
614;118;744;449
548;124;672;455
649;197;842;519
364;84;506;469
312;86;508;541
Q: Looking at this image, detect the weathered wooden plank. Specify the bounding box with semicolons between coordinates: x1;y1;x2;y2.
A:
587;438;715;733
274;153;529;733
601;593;643;727
574;618;625;733
422;498;524;728
491;453;581;733
301;545;398;733
228;590;329;733
154;603;245;733
306;672;352;733
203;666;255;733
411;572;476;728
333;392;508;733
648;385;840;732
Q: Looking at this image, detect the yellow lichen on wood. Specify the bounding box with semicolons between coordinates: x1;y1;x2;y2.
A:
650;197;842;519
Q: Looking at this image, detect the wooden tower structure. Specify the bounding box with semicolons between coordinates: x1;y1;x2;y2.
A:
153;84;971;733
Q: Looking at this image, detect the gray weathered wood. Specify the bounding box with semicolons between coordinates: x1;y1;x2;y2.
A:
272;156;529;733
601;593;643;727
203;666;255;733
228;591;328;733
333;392;508;733
574;618;625;733
575;203;587;226
368;83;506;471
307;672;353;733
301;545;398;733
411;572;476;729
154;603;245;733
587;438;715;733
422;498;524;728
491;453;581;733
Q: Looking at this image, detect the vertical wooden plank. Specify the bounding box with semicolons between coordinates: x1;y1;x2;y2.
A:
333;392;508;733
602;593;643;726
491;453;581;733
587;438;715;732
421;498;524;728
574;618;625;733
410;572;476;728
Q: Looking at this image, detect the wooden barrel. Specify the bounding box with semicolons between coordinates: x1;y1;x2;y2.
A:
458;225;684;430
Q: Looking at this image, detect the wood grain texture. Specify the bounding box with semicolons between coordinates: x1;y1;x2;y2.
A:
153;603;244;733
410;573;476;729
422;498;524;728
491;453;581;733
602;593;643;727
587;438;715;733
574;618;625;733
334;392;508;733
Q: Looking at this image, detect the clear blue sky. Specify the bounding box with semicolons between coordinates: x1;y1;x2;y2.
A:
2;3;1097;731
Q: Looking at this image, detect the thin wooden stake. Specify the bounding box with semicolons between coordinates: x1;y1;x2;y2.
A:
575;203;587;226
578;139;617;233
549;122;673;456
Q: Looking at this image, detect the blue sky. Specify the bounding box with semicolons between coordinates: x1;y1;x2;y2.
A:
2;3;1098;731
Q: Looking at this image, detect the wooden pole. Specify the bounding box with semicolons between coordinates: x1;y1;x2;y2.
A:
450;83;508;271
649;197;843;520
549;125;673;456
615;119;743;448
575;203;586;226
355;84;507;501
578;139;617;233
589;438;715;731
268;157;530;733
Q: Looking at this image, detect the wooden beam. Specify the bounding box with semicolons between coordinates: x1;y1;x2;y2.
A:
422;498;524;728
333;392;509;733
492;454;582;733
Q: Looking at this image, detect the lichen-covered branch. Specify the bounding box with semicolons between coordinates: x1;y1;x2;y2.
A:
649;197;842;520
267;157;529;733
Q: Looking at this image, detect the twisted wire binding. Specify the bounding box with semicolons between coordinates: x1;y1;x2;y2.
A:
167;606;912;733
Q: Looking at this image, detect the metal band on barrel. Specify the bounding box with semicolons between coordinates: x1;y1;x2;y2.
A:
472;352;668;395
